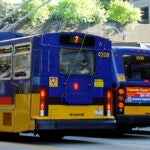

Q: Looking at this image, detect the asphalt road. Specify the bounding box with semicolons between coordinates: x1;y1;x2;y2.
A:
0;131;150;150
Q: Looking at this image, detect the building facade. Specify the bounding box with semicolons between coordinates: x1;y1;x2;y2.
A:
129;0;150;23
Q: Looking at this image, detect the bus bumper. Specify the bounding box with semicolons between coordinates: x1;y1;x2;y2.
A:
35;119;117;131
117;115;150;127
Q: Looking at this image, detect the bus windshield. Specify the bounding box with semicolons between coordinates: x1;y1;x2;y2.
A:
123;55;150;80
59;48;94;75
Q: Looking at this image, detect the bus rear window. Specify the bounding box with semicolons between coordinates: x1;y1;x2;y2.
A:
123;55;150;80
59;48;94;75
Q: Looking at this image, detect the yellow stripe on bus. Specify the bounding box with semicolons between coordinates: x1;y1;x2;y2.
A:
31;105;114;120
124;106;150;115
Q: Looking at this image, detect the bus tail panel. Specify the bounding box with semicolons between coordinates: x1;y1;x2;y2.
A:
115;85;150;127
117;115;150;127
35;119;116;131
124;106;150;115
48;105;114;120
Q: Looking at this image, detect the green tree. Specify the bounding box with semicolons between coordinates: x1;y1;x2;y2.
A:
21;0;50;26
0;0;19;24
0;0;142;29
50;0;107;25
106;0;142;26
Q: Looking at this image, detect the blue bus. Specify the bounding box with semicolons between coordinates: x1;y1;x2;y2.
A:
112;46;150;132
0;32;116;138
0;32;24;41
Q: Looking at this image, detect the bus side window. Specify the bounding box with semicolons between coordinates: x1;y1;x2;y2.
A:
13;44;31;79
0;46;12;80
0;55;11;79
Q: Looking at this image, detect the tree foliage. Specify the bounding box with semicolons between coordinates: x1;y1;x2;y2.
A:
21;0;50;26
51;0;107;24
0;0;18;23
0;0;142;28
106;0;142;25
21;0;142;26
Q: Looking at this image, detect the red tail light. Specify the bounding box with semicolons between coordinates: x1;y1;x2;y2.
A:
40;89;46;116
117;87;125;113
73;82;79;90
107;104;111;110
118;102;124;109
118;88;124;95
107;90;111;100
106;89;113;116
40;102;45;110
144;80;149;83
40;89;46;98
